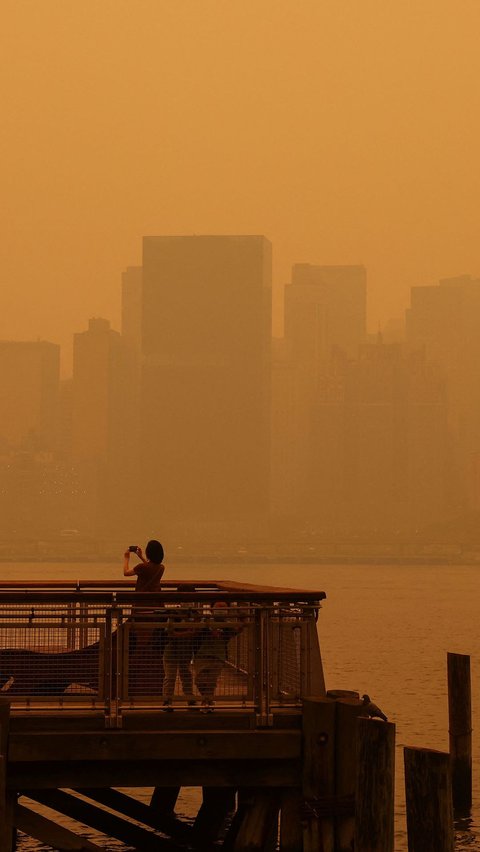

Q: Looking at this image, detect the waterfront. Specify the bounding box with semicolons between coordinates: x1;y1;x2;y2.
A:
8;559;480;850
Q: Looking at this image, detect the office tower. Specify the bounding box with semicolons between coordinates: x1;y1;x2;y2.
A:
272;265;366;523
406;275;480;511
0;340;60;451
311;342;449;531
72;318;128;533
284;264;367;370
139;235;272;532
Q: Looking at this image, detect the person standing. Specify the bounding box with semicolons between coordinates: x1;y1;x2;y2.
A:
123;539;165;590
123;539;165;651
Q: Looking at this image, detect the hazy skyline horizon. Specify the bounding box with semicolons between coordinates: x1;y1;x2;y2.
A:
2;0;480;373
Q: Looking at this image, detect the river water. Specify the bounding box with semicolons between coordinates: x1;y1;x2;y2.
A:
6;560;480;850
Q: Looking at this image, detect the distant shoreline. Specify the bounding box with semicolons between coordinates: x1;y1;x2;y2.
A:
1;554;480;566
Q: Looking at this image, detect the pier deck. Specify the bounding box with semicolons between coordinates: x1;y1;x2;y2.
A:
0;579;329;851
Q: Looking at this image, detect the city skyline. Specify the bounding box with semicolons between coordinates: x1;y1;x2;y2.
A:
3;2;480;364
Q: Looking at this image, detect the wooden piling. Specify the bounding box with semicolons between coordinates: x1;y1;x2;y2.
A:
334;697;362;851
355;716;395;852
302;696;336;852
404;746;454;852
447;651;472;809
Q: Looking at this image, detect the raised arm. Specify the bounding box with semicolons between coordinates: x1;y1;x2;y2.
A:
123;550;136;577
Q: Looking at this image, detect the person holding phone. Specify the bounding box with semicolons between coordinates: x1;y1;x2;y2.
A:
123;540;165;651
123;540;165;591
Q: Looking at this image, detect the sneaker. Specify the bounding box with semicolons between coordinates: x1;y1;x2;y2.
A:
200;700;209;714
207;700;215;713
187;700;198;708
162;700;174;712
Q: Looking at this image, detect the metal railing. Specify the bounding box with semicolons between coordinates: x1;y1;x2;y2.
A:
0;580;325;726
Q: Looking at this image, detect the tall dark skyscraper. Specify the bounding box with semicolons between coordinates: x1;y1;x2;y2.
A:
139;235;272;533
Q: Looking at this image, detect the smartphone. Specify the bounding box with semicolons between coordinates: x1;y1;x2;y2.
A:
129;545;138;553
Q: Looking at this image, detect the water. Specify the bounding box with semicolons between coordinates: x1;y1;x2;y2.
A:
7;560;480;850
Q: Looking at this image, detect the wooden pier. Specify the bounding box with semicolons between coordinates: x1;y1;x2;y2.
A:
0;579;390;851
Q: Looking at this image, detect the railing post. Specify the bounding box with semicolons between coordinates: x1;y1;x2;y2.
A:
254;607;272;726
103;607;114;727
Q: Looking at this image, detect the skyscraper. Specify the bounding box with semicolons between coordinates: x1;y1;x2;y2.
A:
284;264;367;370
0;340;59;451
139;235;272;533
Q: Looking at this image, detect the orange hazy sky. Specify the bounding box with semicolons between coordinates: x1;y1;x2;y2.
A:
2;1;480;372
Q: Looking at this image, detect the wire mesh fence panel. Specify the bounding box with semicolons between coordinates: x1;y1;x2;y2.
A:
0;603;106;705
271;606;313;704
118;604;254;708
0;593;320;715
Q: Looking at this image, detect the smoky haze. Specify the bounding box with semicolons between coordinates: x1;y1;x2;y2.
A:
1;2;480;555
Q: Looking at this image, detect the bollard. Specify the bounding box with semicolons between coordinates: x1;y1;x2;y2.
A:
404;746;454;851
447;651;472;810
355;716;395;852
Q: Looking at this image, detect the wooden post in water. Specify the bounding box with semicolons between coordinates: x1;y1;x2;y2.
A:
355;716;395;852
302;696;336;852
447;651;472;810
404;746;454;852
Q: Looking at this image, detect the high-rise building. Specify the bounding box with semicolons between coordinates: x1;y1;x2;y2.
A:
310;342;449;531
406;275;480;511
72;318;128;533
0;340;60;451
272;265;366;523
139;235;272;533
284;264;367;371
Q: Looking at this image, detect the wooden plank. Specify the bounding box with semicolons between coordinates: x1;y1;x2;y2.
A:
15;802;102;851
302;697;335;852
279;788;303;852
76;787;191;842
24;789;181;851
9;729;301;762
355;717;395;852
232;788;280;851
447;651;472;810
404;746;454;852
10;758;301;790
